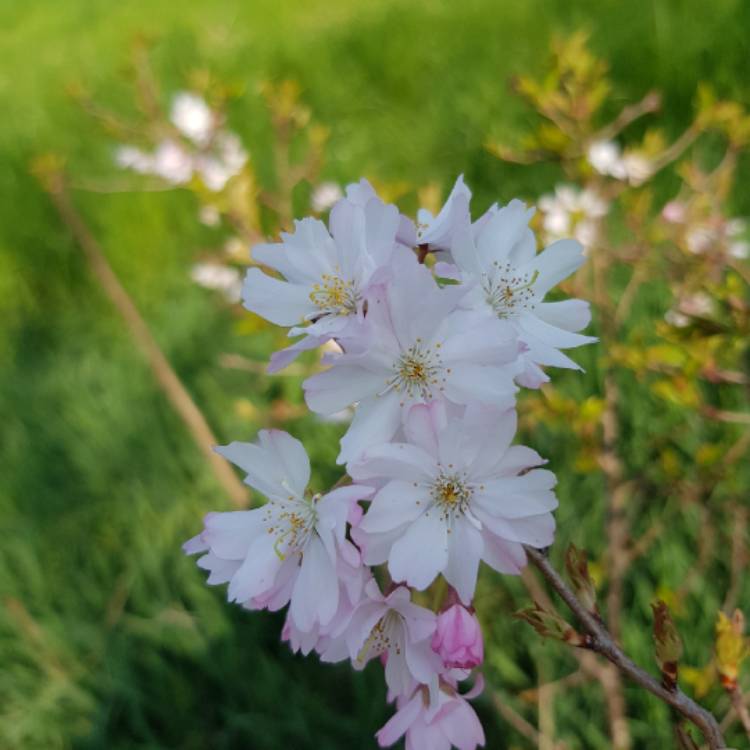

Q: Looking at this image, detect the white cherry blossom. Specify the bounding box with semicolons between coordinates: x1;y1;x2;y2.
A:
331;580;443;698
350;403;557;603
303;250;521;464
445;198;596;387
183;429;373;632
244;190;400;372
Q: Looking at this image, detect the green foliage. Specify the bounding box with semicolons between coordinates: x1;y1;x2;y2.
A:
1;1;749;748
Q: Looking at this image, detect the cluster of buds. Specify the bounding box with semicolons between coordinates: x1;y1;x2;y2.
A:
184;176;596;748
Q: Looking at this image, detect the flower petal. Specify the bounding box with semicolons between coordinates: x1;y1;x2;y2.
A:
358;481;427;534
443;518;483;604
242;267;312;326
389;511;448;590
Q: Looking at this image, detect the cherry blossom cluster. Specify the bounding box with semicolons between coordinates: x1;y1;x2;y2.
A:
184;176;595;748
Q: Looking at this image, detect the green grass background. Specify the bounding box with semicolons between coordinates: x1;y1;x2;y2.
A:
1;0;749;747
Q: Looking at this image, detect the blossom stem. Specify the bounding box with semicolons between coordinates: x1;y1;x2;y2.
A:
523;545;727;749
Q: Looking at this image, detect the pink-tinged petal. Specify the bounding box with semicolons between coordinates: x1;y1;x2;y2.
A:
397;214;418;248
363;197;401;266
376;693;423;747
465;407;517;477
526;238;584;296
408;722;451;750
475;484;558;519
438;313;517;366
515;358;550;388
476;509;556;547
433;261;462;281
258;429;311;496
403;402;447;458
282;217;339;268
443;363;518;409
386;250;452;346
480;532;527;574
183;534;208;554
495;445;546;475
289;535;339;631
389;511;449;590
476;199;535;269
404;638;442;684
251;239;326;285
358;481;426;534
349;442;437;483
215;439;301;500
355;525;405;566
227;534;283;602
481;468;557;496
201;510;266;559
443;519;483;604
241;268;312;326
518;310;597;350
257;555;298;611
441;700;486;750
196;552;242;585
337;392;402;465
268;333;327;373
519;335;583;369
450;223;483;276
303;365;389;415
535;299;592;332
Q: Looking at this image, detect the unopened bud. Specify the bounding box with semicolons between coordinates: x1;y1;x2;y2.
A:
716;609;748;691
652;600;682;690
565;544;597;614
515;602;589;647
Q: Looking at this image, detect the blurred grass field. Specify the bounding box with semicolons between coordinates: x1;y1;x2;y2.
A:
1;1;749;748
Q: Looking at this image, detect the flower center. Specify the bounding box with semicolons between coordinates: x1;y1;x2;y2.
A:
383;339;444;402
309;274;360;316
482;264;539;318
430;470;474;521
263;493;318;560
357;611;400;663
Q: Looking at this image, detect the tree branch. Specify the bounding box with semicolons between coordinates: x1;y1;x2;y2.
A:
37;162;249;509
523;545;727;749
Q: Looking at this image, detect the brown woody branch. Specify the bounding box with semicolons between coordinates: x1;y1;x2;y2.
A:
523;545;727;749
37;161;249;509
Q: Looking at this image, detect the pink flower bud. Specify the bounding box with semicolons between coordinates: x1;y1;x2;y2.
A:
431;604;484;669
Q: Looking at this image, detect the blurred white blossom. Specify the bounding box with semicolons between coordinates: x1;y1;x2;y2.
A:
539;185;609;251
587;139;653;186
170;92;214;146
115;93;248;191
311;182;344;213
191;262;242;302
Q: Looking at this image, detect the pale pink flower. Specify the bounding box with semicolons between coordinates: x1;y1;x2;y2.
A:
396;175;473;252
445;198;596;388
432;604;484;670
303;250;520;465
376;677;485;750
243;189;400;373
340;580;442;697
350;403;557;602
183;429;373;632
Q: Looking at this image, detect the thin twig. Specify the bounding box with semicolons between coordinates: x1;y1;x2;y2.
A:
523;546;727;749
730;687;750;740
38;164;249;508
595;91;662;141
